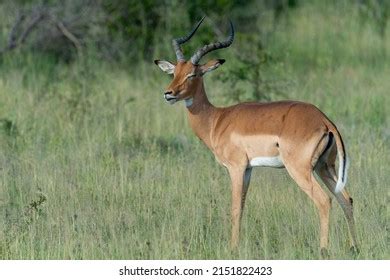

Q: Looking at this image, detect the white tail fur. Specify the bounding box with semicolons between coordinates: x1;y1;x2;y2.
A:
335;154;349;193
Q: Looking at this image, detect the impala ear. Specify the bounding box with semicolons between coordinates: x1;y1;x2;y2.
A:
154;60;175;74
199;59;225;76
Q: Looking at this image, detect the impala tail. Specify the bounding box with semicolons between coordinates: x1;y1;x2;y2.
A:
331;127;349;193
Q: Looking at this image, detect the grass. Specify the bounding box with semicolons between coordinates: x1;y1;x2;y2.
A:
0;2;389;259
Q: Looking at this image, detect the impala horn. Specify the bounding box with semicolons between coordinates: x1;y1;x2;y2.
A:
190;20;234;65
172;16;205;61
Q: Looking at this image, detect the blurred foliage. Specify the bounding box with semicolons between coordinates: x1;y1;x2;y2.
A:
358;0;389;37
0;0;302;62
2;0;387;61
0;0;388;102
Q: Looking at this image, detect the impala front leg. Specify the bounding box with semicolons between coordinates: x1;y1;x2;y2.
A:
228;166;247;249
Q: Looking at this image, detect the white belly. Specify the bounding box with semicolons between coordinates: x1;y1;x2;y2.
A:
249;156;284;168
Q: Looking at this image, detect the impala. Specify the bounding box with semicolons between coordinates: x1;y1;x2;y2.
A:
154;17;358;256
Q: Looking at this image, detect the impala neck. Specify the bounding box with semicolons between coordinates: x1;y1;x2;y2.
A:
185;80;217;148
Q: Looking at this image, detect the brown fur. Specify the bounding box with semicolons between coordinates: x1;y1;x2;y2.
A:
156;60;358;253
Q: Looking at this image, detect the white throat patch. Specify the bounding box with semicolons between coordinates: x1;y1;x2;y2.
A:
185;98;193;108
249;156;284;168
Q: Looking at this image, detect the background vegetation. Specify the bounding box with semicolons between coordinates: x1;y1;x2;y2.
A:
0;0;388;259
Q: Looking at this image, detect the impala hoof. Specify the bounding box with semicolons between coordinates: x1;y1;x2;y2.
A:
350;246;360;257
320;248;329;259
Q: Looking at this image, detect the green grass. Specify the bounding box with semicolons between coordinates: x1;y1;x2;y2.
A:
0;3;389;259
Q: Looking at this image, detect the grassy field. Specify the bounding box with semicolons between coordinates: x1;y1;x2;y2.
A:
0;3;389;259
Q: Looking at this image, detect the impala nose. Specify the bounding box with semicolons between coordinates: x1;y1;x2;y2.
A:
164;91;177;101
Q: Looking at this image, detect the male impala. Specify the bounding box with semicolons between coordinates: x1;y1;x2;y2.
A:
154;17;358;256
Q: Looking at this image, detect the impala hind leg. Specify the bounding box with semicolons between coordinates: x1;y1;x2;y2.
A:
228;167;250;249
284;164;332;257
242;167;253;214
315;163;358;252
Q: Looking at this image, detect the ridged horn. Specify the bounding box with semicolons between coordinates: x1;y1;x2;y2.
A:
172;16;205;61
190;20;234;65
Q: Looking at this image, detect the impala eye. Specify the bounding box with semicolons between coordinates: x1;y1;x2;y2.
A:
187;73;196;80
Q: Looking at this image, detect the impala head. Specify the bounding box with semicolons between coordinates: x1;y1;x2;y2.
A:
154;17;234;105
